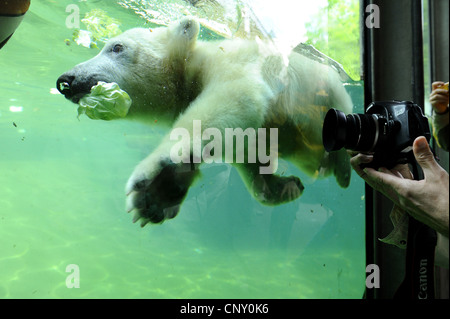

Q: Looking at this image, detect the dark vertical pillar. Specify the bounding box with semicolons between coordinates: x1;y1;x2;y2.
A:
362;0;425;298
428;0;449;300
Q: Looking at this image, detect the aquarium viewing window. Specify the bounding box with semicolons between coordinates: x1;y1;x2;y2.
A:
0;0;367;300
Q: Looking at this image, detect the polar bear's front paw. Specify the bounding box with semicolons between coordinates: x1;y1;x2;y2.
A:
125;158;197;227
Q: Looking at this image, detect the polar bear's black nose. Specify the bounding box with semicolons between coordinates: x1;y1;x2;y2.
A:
56;74;75;98
57;73;97;103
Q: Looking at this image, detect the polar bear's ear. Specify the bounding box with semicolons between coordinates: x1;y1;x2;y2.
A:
166;17;200;62
170;17;200;43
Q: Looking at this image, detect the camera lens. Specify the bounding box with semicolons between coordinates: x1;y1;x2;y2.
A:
322;109;379;152
322;109;348;151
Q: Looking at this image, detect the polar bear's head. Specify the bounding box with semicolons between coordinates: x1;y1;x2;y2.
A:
56;17;200;119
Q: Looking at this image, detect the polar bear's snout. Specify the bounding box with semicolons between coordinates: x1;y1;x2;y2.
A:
56;72;99;103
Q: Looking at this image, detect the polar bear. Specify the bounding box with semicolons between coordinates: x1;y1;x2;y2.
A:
57;17;352;226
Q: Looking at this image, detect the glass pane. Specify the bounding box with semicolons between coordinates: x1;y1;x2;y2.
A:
0;0;364;298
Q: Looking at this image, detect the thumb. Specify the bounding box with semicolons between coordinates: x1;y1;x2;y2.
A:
413;136;436;171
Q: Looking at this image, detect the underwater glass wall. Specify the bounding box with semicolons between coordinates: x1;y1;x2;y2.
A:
0;0;365;298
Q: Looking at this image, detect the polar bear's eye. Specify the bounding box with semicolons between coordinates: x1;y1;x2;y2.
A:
112;44;124;53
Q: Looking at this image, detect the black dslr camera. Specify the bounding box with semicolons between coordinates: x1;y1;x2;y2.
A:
322;101;431;169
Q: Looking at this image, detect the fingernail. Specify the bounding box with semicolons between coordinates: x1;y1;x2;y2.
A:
360;155;373;163
415;137;428;151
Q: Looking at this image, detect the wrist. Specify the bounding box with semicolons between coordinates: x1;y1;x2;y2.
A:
434;106;449;115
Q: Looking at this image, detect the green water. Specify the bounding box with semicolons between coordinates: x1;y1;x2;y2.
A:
0;0;365;298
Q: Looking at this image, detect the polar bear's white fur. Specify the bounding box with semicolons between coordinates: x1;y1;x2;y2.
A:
57;17;352;226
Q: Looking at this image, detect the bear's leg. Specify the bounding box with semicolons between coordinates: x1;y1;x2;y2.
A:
235;163;304;205
330;148;351;188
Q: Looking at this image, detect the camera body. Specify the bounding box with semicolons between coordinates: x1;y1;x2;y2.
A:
323;101;431;169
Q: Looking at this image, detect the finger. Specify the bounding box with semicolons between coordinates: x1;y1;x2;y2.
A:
377;167;408;179
362;167;405;200
390;169;405;179
347;150;359;158
391;164;413;179
431;89;449;95
432;81;445;90
350;153;373;167
430;90;449;98
350;154;373;178
429;93;449;103
413;137;438;173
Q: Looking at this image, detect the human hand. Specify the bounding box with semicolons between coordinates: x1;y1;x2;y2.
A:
350;136;449;237
430;81;449;114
